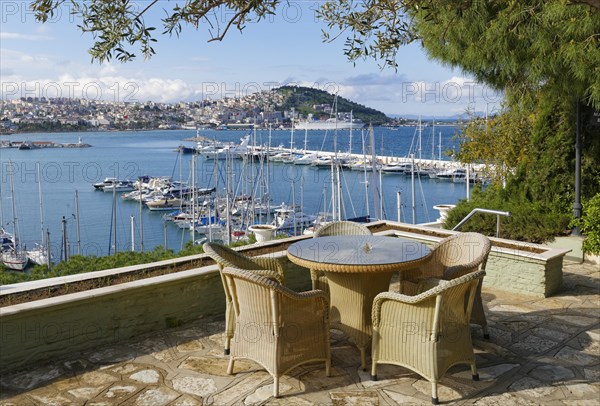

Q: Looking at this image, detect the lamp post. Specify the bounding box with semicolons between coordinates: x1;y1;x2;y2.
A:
573;100;582;235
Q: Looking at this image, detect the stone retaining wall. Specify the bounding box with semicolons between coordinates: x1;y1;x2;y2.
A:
0;222;568;373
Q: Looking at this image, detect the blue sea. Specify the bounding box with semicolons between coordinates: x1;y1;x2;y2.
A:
0;126;470;260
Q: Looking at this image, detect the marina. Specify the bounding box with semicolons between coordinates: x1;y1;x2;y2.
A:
0;125;480;267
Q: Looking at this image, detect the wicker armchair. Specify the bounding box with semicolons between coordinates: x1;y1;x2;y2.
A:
203;242;285;354
398;232;491;338
221;267;331;398
371;270;486;405
312;221;372;292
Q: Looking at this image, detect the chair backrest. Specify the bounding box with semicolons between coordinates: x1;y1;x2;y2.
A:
373;270;486;332
221;266;325;330
203;242;262;270
221;267;279;326
433;232;491;272
314;221;371;237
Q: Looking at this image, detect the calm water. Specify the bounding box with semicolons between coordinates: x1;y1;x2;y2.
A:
0;126;469;260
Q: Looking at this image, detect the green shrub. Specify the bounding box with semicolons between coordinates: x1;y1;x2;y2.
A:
571;193;600;255
445;184;570;243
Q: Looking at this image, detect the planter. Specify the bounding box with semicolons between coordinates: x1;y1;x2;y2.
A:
248;224;277;243
433;204;456;223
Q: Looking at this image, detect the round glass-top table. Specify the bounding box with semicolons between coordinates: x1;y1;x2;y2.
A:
287;235;432;369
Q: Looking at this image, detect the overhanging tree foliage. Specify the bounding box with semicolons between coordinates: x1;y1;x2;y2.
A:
31;1;599;109
319;0;600;110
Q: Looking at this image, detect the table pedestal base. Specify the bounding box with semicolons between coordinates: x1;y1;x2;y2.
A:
326;270;396;370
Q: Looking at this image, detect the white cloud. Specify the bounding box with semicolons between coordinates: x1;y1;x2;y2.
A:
334;74;503;115
0;32;53;41
1;73;197;103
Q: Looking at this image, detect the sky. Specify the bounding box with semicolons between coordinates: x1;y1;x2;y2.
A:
0;1;502;116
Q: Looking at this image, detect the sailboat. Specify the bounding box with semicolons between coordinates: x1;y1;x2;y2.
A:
1;161;28;270
27;162;51;266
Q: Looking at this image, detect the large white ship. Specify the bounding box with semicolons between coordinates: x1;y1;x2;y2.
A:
294;118;365;131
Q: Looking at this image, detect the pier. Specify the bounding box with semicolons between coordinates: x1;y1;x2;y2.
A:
0;139;92;149
245;145;488;176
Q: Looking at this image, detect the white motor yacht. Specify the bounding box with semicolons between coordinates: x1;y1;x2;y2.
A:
381;162;412;174
272;205;317;234
293;153;318;165
103;181;135;192
93;177;118;190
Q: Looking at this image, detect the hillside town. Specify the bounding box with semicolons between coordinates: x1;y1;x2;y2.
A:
0;87;400;134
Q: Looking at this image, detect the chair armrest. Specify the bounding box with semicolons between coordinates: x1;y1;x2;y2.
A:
276;284;329;304
443;264;477;280
252;269;284;283
373;270;486;326
253;257;285;282
372;291;439;330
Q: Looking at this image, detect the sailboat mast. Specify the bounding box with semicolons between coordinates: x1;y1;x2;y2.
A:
191;152;196;241
267;124;272;222
418;117;422;162
36;162;45;245
8;161;19;249
336;163;342;221
330;161;336;221
411;153;416;224
304;128;308;153
130;215;135;252
75;190;81;255
62;215;68;261
349;110;353;156
46;229;52;270
432;120;435;161
139;182;144;252
0;165;4;229
362;129;370;218
369;126;380;220
225;153;232;245
290;108;295;151
112;182;117;254
292;179;297;236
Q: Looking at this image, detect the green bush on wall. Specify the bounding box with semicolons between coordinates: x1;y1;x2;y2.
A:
444;185;571;244
571;193;600;255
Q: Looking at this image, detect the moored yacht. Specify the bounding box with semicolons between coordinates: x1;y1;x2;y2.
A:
293;152;318;165
93;177;118;190
431;167;466;181
102;181;135;192
201;135;250;160
272;205;317;234
381;162;412;174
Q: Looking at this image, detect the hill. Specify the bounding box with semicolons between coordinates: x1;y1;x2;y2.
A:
274;86;391;126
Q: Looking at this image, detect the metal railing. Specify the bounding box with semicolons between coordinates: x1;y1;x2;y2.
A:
452;208;511;238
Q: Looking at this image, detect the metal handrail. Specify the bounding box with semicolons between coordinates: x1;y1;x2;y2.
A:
452;208;511;238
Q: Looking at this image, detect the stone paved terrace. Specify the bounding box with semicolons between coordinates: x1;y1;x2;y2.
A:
1;260;598;406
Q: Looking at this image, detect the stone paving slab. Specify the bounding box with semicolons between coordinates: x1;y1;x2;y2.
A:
0;261;598;405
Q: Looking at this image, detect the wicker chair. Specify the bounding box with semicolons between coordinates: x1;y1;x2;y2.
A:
221;267;331;398
371;270;486;405
203;242;285;354
312;221;372;292
398;232;491;338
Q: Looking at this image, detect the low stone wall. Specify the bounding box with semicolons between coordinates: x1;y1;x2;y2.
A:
380;223;569;297
0;223;568;373
0;255;311;374
485;244;564;297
